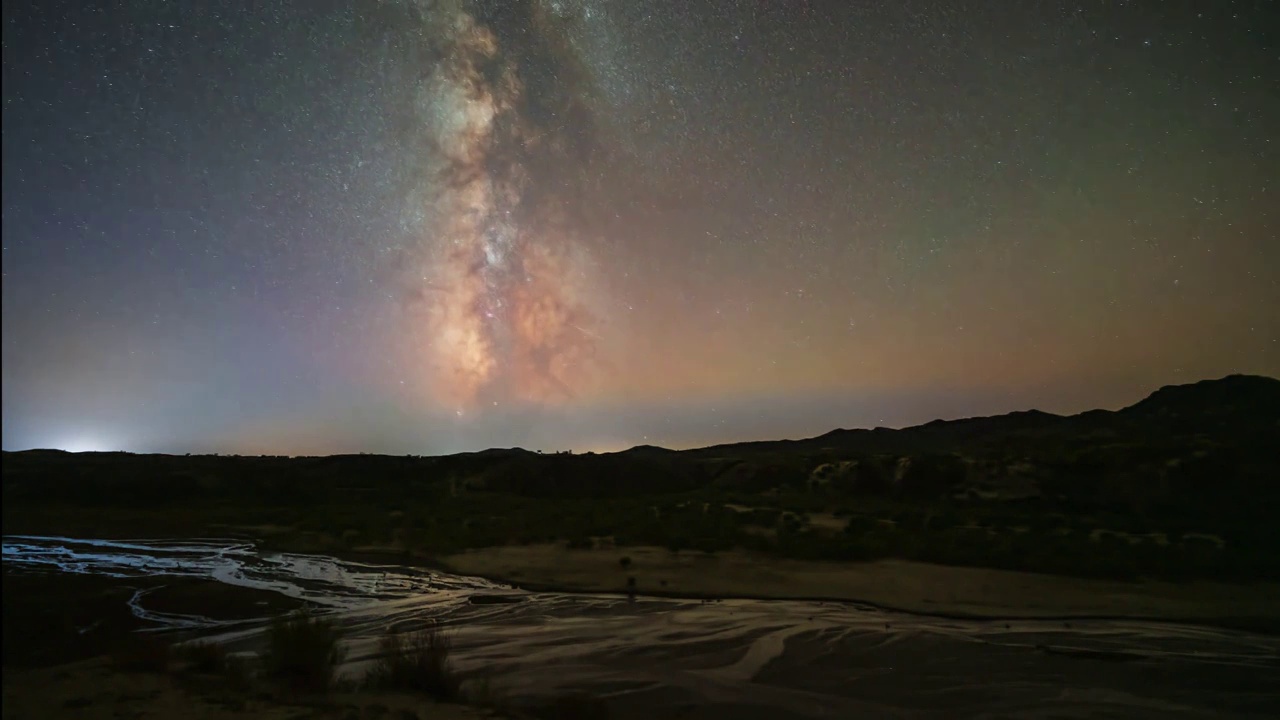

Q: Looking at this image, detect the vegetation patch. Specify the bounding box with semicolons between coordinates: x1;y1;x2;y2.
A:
262;611;345;693
364;625;461;701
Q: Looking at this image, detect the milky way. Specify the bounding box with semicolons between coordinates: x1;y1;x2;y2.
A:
393;0;610;411
2;1;1276;454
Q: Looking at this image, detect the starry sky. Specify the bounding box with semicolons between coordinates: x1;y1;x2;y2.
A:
2;0;1276;455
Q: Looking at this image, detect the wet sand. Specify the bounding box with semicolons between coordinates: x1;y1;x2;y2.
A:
437;543;1280;630
5;536;1280;719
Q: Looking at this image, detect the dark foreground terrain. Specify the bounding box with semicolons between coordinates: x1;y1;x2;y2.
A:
3;570;303;670
5;536;1279;720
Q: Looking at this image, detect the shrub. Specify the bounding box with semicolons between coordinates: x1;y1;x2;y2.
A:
364;625;460;701
262;611;345;693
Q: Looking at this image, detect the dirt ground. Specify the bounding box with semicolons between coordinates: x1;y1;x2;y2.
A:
440;543;1280;628
1;658;489;720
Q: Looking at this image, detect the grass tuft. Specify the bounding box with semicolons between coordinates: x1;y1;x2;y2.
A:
262;611;345;693
364;624;461;701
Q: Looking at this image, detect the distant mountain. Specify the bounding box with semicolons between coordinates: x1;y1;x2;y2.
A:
687;374;1279;457
1118;374;1280;427
3;374;1277;492
4;374;1279;584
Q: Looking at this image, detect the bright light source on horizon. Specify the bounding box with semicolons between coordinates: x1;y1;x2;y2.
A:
50;435;116;453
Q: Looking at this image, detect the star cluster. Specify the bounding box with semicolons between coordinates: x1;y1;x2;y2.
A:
2;0;1276;454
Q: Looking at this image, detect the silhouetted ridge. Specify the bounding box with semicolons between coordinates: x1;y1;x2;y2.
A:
622;444;676;454
914;408;1065;437
1123;374;1280;419
4;374;1279;583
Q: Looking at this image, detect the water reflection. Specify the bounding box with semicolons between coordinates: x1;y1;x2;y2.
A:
3;534;511;612
5;535;1279;719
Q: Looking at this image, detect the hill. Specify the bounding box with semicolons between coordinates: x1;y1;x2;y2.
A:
3;374;1279;582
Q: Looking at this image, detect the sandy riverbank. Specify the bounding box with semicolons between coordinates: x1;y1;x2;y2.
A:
435;543;1280;630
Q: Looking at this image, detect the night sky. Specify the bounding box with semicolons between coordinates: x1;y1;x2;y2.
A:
3;0;1276;455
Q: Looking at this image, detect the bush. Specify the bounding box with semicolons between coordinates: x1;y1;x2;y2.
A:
364;625;460;701
262;611;344;693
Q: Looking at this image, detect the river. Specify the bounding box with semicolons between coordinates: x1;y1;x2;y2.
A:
4;535;1278;719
